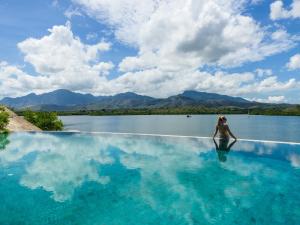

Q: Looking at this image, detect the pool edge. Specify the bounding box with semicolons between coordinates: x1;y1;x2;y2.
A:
11;131;300;145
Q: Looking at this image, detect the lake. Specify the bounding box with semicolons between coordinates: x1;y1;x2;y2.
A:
60;115;300;143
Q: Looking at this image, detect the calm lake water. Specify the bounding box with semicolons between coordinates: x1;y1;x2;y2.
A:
0;132;300;224
60;115;300;143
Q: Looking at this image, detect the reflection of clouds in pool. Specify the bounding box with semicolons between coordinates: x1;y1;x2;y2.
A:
223;155;280;182
232;141;255;152
1;133;114;164
120;152;208;223
20;152;110;202
0;133;213;203
117;139;273;223
117;138;300;224
107;136;216;223
233;141;300;169
118;137;212;168
108;135;213;156
288;154;300;168
258;143;278;155
1;131;300;215
0;133;113;202
120;148;277;223
232;141;278;155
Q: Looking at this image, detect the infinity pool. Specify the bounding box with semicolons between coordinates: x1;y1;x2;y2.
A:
0;132;299;225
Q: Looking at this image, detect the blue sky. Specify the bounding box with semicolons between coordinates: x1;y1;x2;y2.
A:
0;0;299;103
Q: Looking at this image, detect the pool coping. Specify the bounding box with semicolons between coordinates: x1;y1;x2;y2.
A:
17;131;300;145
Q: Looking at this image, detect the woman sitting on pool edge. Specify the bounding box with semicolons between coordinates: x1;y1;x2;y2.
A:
213;116;237;140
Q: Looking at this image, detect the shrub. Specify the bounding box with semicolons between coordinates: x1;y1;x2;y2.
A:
24;110;63;131
23;110;37;124
0;111;9;130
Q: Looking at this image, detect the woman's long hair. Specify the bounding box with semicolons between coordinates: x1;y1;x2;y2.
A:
217;116;223;126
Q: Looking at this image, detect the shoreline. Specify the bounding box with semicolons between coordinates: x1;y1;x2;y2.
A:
4;107;41;132
57;113;300;117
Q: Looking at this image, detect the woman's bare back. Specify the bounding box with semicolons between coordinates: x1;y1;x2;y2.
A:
213;116;237;140
216;124;230;139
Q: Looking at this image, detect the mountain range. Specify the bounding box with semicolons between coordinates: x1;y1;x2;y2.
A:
0;89;279;111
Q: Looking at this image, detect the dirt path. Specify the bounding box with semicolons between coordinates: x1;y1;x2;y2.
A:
4;108;41;132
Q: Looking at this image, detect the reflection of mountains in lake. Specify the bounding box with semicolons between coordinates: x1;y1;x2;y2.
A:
0;89;277;111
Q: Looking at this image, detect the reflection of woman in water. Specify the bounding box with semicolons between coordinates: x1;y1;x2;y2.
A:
213;116;237;140
213;138;236;162
213;116;237;162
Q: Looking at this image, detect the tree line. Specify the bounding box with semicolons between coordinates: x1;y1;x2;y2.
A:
52;106;300;116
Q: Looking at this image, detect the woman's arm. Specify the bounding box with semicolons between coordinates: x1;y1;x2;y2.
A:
213;138;219;150
226;125;237;140
213;126;218;138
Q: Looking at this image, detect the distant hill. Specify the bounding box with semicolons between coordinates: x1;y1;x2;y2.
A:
87;92;158;109
0;89;99;108
0;89;266;111
155;91;252;108
181;91;249;104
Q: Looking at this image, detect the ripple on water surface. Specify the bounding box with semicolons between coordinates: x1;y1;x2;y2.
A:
0;132;299;225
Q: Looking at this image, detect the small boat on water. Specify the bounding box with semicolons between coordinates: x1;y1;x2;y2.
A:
186;115;191;118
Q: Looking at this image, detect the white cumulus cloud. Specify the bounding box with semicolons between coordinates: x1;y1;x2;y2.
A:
252;95;286;103
0;22;114;98
270;0;300;20
18;22;111;75
286;54;300;70
106;70;299;98
64;6;83;19
73;0;296;70
255;68;273;77
0;2;300;102
268;95;286;103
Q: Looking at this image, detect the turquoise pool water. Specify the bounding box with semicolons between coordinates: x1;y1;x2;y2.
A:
0;132;300;225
